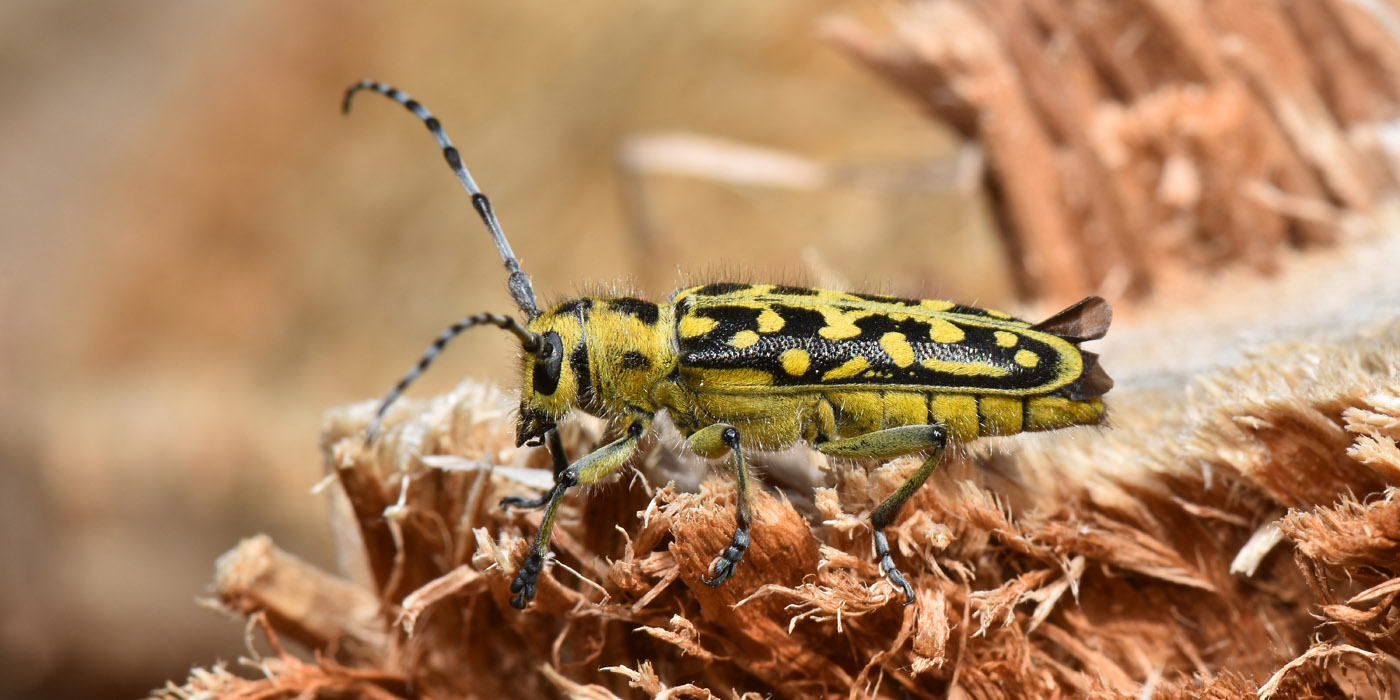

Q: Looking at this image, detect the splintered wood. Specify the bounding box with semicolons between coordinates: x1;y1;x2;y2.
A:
825;0;1400;304
151;3;1400;698
163;303;1400;700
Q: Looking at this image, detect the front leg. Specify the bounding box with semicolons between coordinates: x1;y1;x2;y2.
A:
501;416;651;609
816;424;947;605
686;423;751;587
498;428;570;510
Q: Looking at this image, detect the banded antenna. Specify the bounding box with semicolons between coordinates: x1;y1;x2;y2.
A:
362;312;539;443
345;80;546;443
343;80;540;318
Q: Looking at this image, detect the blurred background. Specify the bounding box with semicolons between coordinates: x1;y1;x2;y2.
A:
8;1;1399;697
0;2;984;698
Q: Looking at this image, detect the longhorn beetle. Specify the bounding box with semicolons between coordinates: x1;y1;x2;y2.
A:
344;80;1114;610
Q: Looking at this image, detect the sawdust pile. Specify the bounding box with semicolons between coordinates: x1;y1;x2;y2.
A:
154;303;1400;699
826;0;1400;303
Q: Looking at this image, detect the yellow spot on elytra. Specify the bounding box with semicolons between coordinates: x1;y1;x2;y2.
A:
919;299;955;311
984;308;1013;319
822;356;870;381
994;331;1018;348
819;311;864;340
920;358;1009;377
928;319;966;344
729;330;760;349
879;332;916;368
780;348;810;375
757;308;785;333
1014;349;1040;368
679;315;717;338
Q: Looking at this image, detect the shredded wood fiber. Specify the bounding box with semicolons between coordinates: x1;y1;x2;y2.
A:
158;290;1400;699
154;1;1400;697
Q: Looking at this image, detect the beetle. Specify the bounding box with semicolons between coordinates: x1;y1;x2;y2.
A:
344;80;1113;610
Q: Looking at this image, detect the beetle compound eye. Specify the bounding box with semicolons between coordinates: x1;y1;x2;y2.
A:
532;331;565;396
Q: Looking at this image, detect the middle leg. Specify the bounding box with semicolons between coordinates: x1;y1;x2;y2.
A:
686;423;751;586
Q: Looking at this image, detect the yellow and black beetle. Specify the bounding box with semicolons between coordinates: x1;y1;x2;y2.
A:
345;81;1113;610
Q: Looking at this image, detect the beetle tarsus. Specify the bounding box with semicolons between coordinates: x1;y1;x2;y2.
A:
701;528;749;587
874;529;915;605
510;551;544;609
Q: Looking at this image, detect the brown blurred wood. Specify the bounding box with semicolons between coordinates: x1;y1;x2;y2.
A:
829;0;1400;304
1292;0;1400;126
1212;1;1385;214
894;3;1092;303
214;535;389;665
981;0;1153;298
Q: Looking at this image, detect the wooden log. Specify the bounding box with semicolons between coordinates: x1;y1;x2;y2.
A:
893;1;1091;302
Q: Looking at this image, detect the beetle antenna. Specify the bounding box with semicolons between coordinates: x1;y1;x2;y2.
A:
344;80;540;318
366;312;541;444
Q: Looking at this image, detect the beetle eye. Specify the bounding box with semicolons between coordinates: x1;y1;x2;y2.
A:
532;331;565;395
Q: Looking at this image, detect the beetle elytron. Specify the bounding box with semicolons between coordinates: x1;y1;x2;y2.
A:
344;80;1113;609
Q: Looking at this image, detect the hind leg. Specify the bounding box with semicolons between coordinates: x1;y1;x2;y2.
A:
816;425;948;604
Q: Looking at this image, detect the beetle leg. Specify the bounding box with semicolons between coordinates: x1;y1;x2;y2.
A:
687;423;750;587
816;425;947;605
546;428;569;477
505;416;650;609
502;427;572;510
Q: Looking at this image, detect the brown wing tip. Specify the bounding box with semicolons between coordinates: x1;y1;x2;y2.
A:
1032;296;1112;342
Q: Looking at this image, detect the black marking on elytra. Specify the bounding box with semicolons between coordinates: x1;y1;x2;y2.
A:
853;291;917;306
1022;396;1032;432
948;303;1021;322
694;282;750;296
677;301;1064;392
621;350;650;370
975;395;987;437
570;341;594;407
770;304;826;338
609;298;660;325
770;285;819;296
